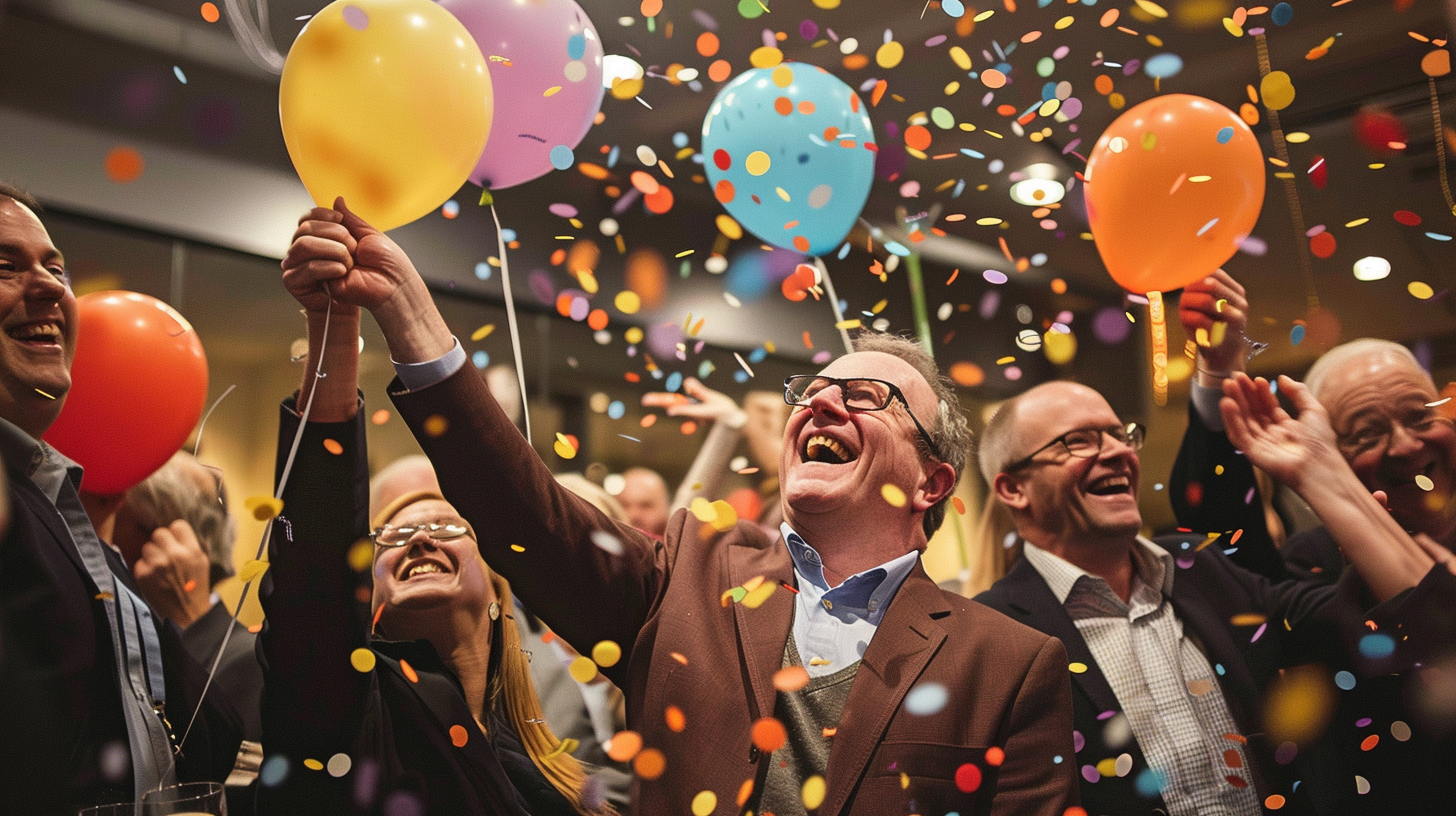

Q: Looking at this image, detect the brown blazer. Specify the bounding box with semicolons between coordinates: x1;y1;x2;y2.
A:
392;367;1078;816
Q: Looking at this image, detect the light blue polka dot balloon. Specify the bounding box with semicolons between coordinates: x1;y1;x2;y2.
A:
702;63;876;256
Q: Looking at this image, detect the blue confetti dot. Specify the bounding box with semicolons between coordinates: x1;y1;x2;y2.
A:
607;145;620;168
474;262;492;280
673;131;689;148
442;200;459;218
501;228;517;242
1335;671;1357;690
549;145;575;170
1360;633;1395;659
1217;126;1235;144
566;33;586;61
904;682;949;715
1135;768;1167;797
1425;232;1453;242
1144;53;1184;79
943;0;966;17
734;370;749;383
173;65;187;84
749;348;767;364
1291;324;1306;346
884;241;910;257
1053;755;1064;764
260;755;290;787
837;242;852;259
607;400;625;419
1042;82;1059;101
1272;2;1293;25
665;371;683;392
472;351;489;369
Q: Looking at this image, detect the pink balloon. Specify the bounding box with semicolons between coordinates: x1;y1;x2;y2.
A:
440;0;605;190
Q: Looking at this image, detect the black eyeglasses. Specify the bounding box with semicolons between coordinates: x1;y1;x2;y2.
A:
370;521;472;548
783;375;938;458
1003;423;1145;473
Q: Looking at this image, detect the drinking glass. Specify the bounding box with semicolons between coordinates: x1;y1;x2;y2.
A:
139;782;226;816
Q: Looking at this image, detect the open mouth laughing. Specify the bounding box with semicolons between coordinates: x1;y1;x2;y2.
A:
804;434;857;465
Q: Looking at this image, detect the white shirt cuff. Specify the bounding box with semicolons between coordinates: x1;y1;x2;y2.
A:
392;336;466;391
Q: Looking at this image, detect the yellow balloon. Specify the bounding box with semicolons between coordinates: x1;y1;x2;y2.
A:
279;0;492;231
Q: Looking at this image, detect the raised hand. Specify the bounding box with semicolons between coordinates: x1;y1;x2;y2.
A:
642;378;746;426
1220;373;1344;491
282;198;425;316
1179;269;1250;380
133;519;213;629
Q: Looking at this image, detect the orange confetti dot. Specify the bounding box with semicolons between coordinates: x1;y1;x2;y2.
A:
665;705;687;732
984;746;1005;766
1310;232;1337;259
183;579;197;593
952;496;967;515
1094;75;1114;95
105;147;144;183
751;717;788;752
587;309;609;331
640;0;663;16
1265;794;1287;810
577;163;610;180
1050;278;1067;294
708;60;732;83
634;748;666;779
1361;734;1380;751
904;125;933;151
644;185;675;215
323;438;344;455
792;235;810;252
798;100;816;115
371;409;390;425
680;420;698;435
450;724;470;747
671;652;689;665
948;361;985;387
400;659;419;683
697;32;720;58
640;414;657;428
1223;748;1243;768
843;54;869;70
551;248;567;265
606;730;643;762
200;2;220;23
556;293;574;317
773;666;810;692
775;97;794;116
714;179;736;204
736;778;755;807
423;415;449;437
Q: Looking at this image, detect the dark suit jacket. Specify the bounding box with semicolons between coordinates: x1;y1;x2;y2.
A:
257;400;576;816
976;536;1343;816
391;365;1079;816
0;453;242;815
182;601;263;741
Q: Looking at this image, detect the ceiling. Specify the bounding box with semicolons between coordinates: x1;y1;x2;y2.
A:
3;0;1456;409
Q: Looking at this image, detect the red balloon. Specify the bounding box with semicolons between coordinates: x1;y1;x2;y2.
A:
45;292;208;495
1084;94;1266;294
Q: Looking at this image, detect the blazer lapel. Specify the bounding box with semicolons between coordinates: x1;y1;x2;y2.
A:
996;559;1122;718
727;528;795;723
818;566;946;816
14;478;90;581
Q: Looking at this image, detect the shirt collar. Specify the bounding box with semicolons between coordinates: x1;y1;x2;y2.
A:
780;522;920;624
1021;536;1174;606
0;415;80;502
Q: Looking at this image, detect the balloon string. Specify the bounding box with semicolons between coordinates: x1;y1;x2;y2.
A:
1254;32;1320;312
191;384;237;460
813;257;854;354
489;201;532;445
179;293;334;749
1149;291;1169;408
1428;77;1456;217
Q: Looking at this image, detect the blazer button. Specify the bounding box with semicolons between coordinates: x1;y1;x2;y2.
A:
749;745;760;763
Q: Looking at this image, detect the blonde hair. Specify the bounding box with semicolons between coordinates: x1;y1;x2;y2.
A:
488;569;613;815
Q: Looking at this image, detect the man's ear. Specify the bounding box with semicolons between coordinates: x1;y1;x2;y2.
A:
914;461;957;510
992;471;1029;511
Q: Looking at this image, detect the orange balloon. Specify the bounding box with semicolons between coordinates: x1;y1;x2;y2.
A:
1084;94;1265;294
45;292;208;494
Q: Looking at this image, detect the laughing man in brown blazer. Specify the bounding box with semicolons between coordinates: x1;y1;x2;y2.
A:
282;200;1079;816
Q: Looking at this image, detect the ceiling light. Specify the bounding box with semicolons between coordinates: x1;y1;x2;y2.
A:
602;55;644;89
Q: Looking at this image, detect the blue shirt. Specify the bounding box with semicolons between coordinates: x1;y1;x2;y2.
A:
780;523;919;678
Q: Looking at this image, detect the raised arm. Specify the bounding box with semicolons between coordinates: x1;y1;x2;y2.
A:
642;377;747;513
1221;373;1437;601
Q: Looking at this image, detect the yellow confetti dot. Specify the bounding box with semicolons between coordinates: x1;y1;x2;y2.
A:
470;324;495;341
245;496;284;521
1409;281;1435;300
742;581;778;609
880;483;907;507
1416;474;1435;491
1096;757;1118;777
900;771;911;789
691;791;718;816
876;40;905;69
709;500;739;531
976;217;1004;226
750;46;784;69
238;559;270;583
1260;71;1296;111
1133;0;1169;18
1069;662;1088;673
510;543;526;553
949;46;971;70
348;539;374;572
350;647;376;673
715;214;743;240
625;326;644;344
568;655;599;683
973;10;995;22
303;758;324;771
614;290;642;315
554;433;578;459
745;151;772;177
801;775;827;810
423;415;449;437
593;640;623;668
1055;15;1075;29
771;64;795;88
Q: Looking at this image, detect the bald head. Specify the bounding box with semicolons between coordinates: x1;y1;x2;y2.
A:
619;467;670;536
370;455;442;522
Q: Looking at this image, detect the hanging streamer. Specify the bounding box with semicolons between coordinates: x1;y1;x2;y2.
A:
1428;76;1456;217
813;257;854;355
1253;32;1320;312
489;202;532;445
1149;291;1169;407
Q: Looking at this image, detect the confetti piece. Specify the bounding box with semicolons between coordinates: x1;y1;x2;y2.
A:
956;763;983;792
592;640;622;667
450;724;470;747
303;758;324;771
104;146;144;183
606;731;643;762
881;483;907;507
905;682;948;714
423;415;449;437
238;559;270;583
801;775;827;810
634;748;666;779
569;656;599;683
350;648;376;672
664;705;686;732
751;717;788;751
399;659;419;683
691;791;717;816
774;666;810;692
